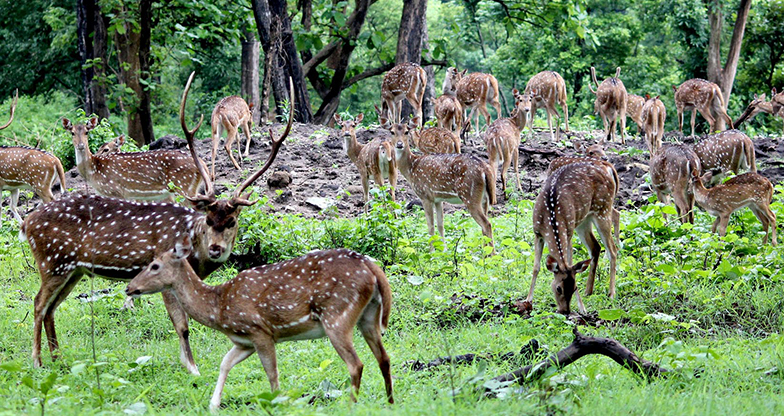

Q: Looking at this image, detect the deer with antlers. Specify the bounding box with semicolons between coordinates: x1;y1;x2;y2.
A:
625;93;645;135
334;113;397;210
433;85;463;134
673;78;733;136
641;95;666;155
735;92;784;133
649;144;701;224
528;162;619;315
589;67;627;144
390;122;496;249
21;73;293;374
210;95;254;178
691;172;776;245
410;126;461;154
379;62;427;127
0;91;68;221
692;129;756;186
524;71;569;139
482;89;531;194
127;244;394;411
443;67;501;131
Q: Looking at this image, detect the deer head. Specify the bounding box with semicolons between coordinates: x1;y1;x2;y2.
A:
546;256;591;314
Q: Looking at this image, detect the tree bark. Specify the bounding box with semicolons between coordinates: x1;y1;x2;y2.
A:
395;0;428;121
77;0;109;119
241;25;261;124
137;0;154;144
422;16;435;120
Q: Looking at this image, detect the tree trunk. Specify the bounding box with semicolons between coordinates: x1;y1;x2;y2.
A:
77;0;109;119
422;17;435;121
137;0;154;144
92;9;110;119
395;0;428;122
241;25;261;124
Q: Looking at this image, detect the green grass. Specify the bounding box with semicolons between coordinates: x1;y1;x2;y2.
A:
1;187;784;415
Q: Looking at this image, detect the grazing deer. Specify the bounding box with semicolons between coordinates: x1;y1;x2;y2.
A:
126;244;394;411
528;162;619;315
589;67;627;144
735;92;784;133
483;89;531;194
443;67;501;130
62;117;205;203
673;78;733;136
691;172;777;245
649;144;701;224
334;113;397;210
380;62;427;126
210;95;254;178
21;72;293;374
96;135;125;155
390;122;496;249
434;86;463;134
625;93;645;135
524;71;569;139
410;127;461;154
641;95;666;155
693;129;756;187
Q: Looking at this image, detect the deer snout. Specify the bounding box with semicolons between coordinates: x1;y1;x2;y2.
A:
208;244;225;259
77;143;86;151
125;287;142;298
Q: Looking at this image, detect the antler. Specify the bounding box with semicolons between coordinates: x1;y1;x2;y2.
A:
0;89;18;130
589;67;598;94
231;77;294;203
179;72;213;197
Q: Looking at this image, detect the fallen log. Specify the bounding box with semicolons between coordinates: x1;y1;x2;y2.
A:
405;339;542;371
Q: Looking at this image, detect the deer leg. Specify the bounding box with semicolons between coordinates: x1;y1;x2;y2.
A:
435;201;446;248
162;290;200;375
42;273;82;362
763;204;777;246
527;234;545;303
576;222;601;296
690;110;697;137
325;322;364;402
546;108;554;140
209;345;254;412
594;215;618;299
677;108;683;133
224;125;241;170
562;101;570;132
252;335;280;392
422;200;436;250
242;121;253;157
619;109;627;144
601;114;609;142
717;214;731;237
467;200;494;247
608;115;618;143
699;106;717;133
479;105;492;130
750;205;776;245
612;208;621;246
388;165;398;202
499;155;509;195
211;125;221;180
711;216;721;234
358;301;394;404
32;273;70;367
360;173;370;214
9;189;22;222
512;147;522;192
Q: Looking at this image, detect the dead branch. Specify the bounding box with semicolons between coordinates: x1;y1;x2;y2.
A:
406;339;541;372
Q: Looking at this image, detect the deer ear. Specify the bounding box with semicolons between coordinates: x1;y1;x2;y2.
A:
545;255;559;273
355;113;364;123
62;118;73;132
512;88;519;96
333;113;342;123
773;87;777;95
86;117;99;130
173;235;192;259
118;135;125;145
461;69;467;76
645;94;650;100
573;259;591;274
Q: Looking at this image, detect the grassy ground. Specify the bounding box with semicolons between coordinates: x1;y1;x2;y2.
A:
1;186;784;415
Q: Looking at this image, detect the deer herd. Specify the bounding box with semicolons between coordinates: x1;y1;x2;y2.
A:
0;61;780;410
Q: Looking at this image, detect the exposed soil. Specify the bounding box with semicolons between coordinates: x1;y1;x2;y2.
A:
10;123;784;219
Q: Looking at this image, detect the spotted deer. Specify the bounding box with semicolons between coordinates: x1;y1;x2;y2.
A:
772;88;784;116
524;71;569;139
96;134;125;155
649;144;701;224
528;162;619;315
210;95;254;178
589;67;627;144
389;122;496;249
433;88;463;134
0;91;68;221
691;172;776;245
735;93;784;134
692;129;756;186
334;113;397;211
21;72;293;374
483;89;531;194
62;117;205;203
443;67;501;131
673;78;733;136
626;93;645;135
126;244;393;411
641;95;666;155
380;62;427;126
410;126;461;154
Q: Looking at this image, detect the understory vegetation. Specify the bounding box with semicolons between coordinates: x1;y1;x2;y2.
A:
1;185;783;414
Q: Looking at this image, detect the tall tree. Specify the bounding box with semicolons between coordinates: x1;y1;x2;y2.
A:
707;0;753;119
395;0;428;121
241;24;261;124
76;0;109;119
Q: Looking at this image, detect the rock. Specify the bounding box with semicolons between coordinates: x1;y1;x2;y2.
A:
324;135;344;150
274;189;292;203
149;135;188;150
305;197;337;211
267;171;292;188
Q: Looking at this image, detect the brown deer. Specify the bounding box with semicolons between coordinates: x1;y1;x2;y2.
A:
126;244;394;411
380;62;427;126
390;122;496;249
482;89;531;194
210;95;254;178
62;117;205;203
772;88;784;116
21;72;293;374
641;95;666;155
589;67;628;144
691;172;777;245
433;86;463;134
692;129;756;187
443;67;501;131
735;93;784;133
673;78;733;136
524;71;569;139
334;113;397;210
0;92;68;222
626;93;645;135
649;144;701;224
96;134;125;155
410;127;461;154
528;162;619;315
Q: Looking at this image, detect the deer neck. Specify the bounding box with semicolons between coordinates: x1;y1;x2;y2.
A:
345;132;363;162
758;101;774;115
394;142;417;178
691;179;710;205
170;263;224;330
510;111;526;131
75;145;95;179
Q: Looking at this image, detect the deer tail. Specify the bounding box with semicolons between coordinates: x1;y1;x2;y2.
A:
366;258;392;333
745;138;757;173
485;167;497;205
55;158;67;195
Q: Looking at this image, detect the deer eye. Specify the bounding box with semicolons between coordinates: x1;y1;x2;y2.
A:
556;286;563;295
151;263;160;271
206;218;215;227
226;219;236;229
